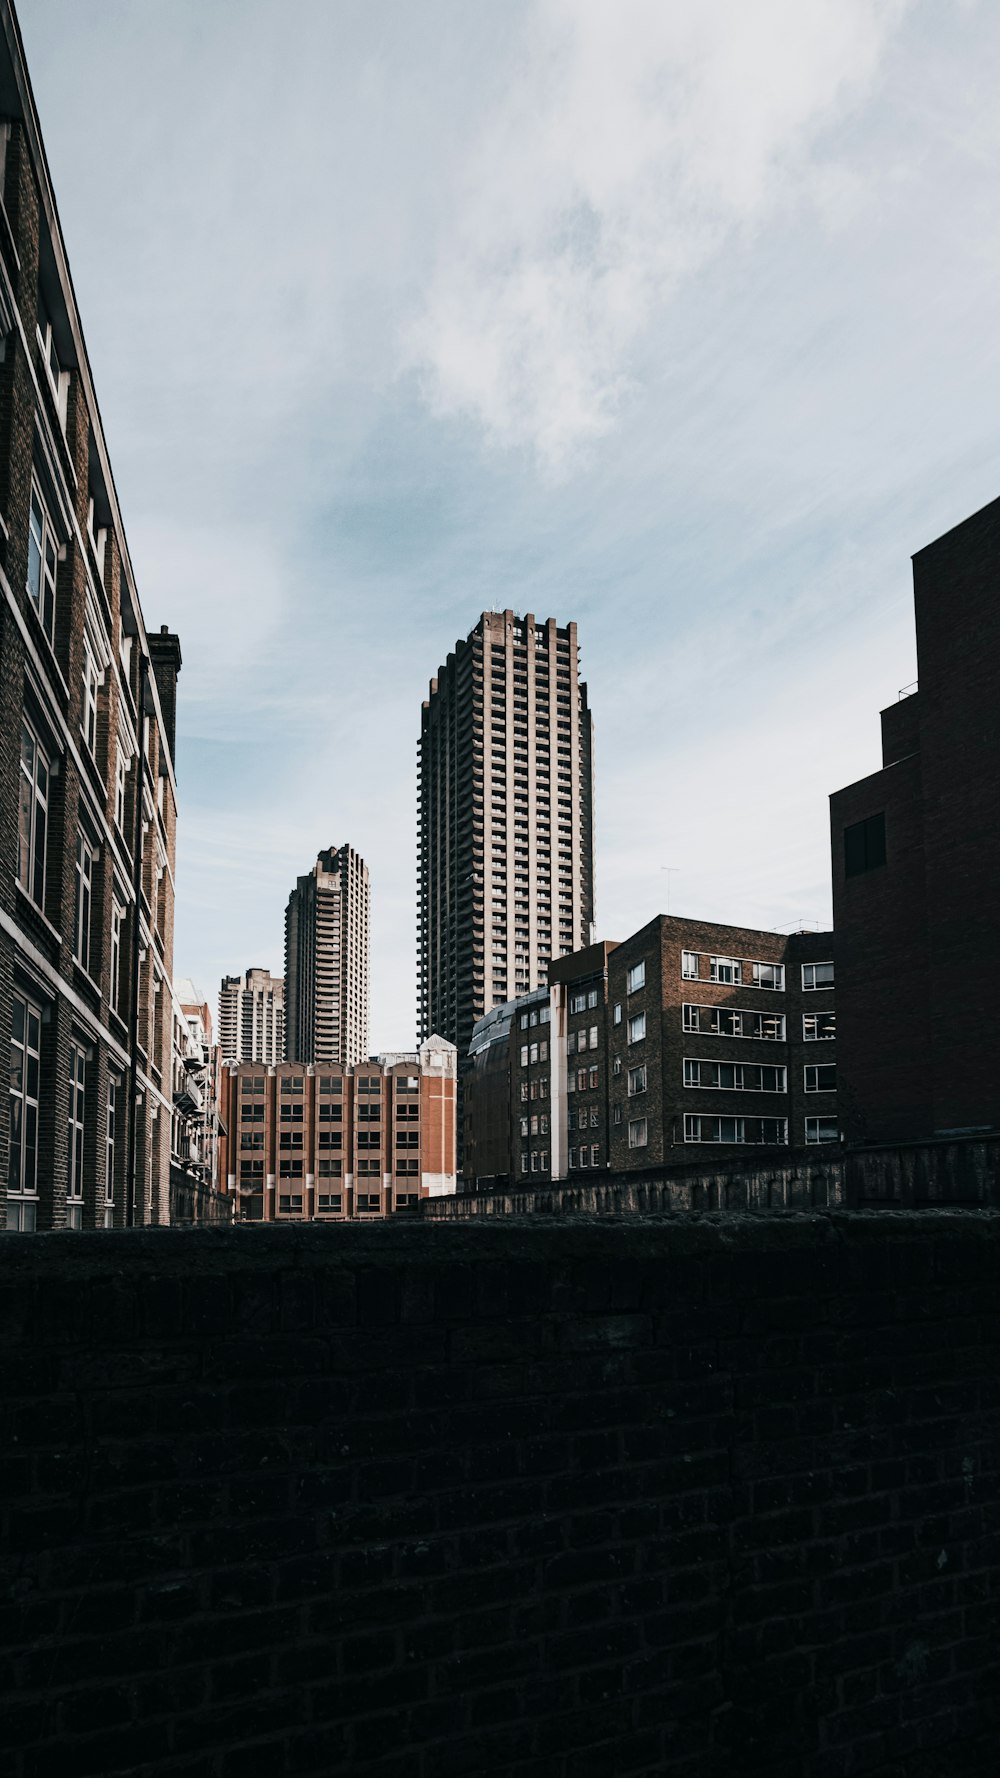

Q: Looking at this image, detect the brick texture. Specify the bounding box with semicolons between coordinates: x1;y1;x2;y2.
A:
2;1215;1000;1775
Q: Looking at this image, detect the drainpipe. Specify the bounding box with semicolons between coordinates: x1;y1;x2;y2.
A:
125;657;152;1226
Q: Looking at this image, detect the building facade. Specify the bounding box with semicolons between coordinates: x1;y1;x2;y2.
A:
218;966;284;1065
218;1034;457;1221
418;611;595;1070
171;979;228;1222
830;495;1000;1144
465;918;838;1185
284;844;369;1066
0;11;187;1231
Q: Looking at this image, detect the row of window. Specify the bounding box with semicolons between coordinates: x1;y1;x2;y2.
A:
623;1114;838;1147
682;1060;836;1093
8;990;120;1229
679;955;834;992
274;1191;421;1215
682;1005;835;1041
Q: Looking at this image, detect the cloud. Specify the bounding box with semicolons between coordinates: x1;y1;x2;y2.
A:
404;0;908;470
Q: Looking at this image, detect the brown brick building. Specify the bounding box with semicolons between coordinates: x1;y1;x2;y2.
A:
218;1034;457;1221
464;918;837;1185
830;495;1000;1144
0;8;205;1229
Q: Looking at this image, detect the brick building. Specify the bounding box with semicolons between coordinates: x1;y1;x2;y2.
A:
418;610;595;1070
0;9;189;1230
218;965;284;1065
285;844;369;1066
465;917;838;1185
218;1034;457;1221
831;495;1000;1144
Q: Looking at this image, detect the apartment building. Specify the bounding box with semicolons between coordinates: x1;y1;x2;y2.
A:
285;844;369;1066
830;495;1000;1144
466;918;838;1184
0;11;188;1230
218;1034;457;1221
171;979;227;1222
218;966;284;1065
418;611;595;1071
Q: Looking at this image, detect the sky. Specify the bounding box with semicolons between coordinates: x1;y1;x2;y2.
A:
17;0;1000;1048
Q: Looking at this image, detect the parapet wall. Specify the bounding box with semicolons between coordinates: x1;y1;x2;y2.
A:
3;1213;999;1776
435;1134;1000;1218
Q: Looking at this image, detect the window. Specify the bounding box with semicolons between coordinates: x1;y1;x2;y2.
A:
520;1013;529;1030
38;308;67;418
109;902;123;1014
710;956;741;985
802;962;835;991
803;1012;836;1041
317;1160;343;1178
114;749;128;832
569;991;587;1013
280;1101;304;1121
804;1064;837;1093
317;1194;343;1212
74;832;95;971
240;1132;264;1150
589;1026;598;1050
17;720;49;908
279;1160;304;1179
805;1117;839;1144
845;812;886;877
627;1065;646;1096
590;1145;600;1167
8;992;41;1227
529;1042;538;1064
67;1043;86;1228
627;1013;646;1044
589;1066;598;1090
395;1158;419;1176
613;1003;622;1025
613;1105;622;1125
318;1101;343;1121
279;1131;304;1149
588;989;598;1009
567;1148;576;1170
318;1131;342;1150
628;1118;647;1149
279;1194;304;1214
684;1114;788;1146
682;1004;700;1032
105;1077;119;1225
356;1161;381;1178
681;951;699;980
752;962;784;991
27;482;58;641
626;961;645;994
683;1059;786;1093
520;1045;528;1066
577;1068;588;1092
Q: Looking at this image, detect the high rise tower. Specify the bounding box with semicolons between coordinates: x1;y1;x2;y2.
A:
218;968;285;1065
285;846;369;1066
418;611;595;1063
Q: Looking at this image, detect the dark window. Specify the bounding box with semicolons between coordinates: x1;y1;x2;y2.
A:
844;812;886;877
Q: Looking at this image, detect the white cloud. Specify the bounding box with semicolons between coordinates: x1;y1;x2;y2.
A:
404;0;908;469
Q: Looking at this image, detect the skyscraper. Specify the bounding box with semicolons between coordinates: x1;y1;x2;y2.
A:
285;846;370;1066
418;611;595;1065
218;968;285;1065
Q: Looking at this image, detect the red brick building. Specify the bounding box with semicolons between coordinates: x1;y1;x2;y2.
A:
218;1035;457;1221
830;494;1000;1144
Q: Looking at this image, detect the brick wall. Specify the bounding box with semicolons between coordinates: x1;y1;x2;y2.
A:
3;1215;999;1776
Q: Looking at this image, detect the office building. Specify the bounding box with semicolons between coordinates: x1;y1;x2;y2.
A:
218;966;284;1065
0;15;190;1229
218;1035;457;1221
465;917;837;1184
830;495;1000;1144
284;845;369;1066
418;610;595;1077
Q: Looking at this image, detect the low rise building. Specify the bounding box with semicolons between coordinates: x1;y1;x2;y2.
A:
218;1034;457;1221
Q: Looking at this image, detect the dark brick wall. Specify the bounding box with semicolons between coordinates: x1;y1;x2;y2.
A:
2;1215;1000;1776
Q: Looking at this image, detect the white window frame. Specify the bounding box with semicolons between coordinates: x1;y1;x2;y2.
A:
805;1116;839;1145
681;951;699;980
626;960;645;994
82;634;100;755
627;1117;647;1149
8;991;42;1217
804;1064;837;1094
751;961;784;991
38;310;69;424
627;1012;646;1045
18;718;49;909
74;831;96;971
67;1042;86;1228
709;956;742;985
27;479;59;641
802;961;835;991
802;1012;836;1041
627;1065;646;1096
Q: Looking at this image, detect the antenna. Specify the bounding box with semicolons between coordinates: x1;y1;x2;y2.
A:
660;867;679;915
